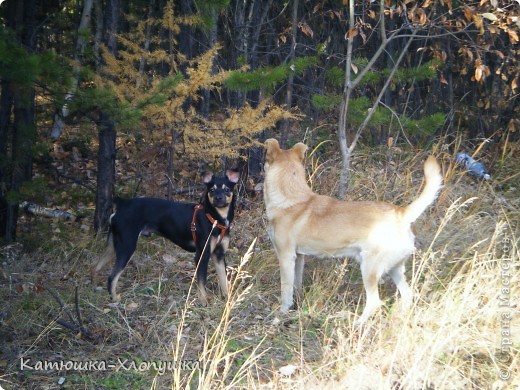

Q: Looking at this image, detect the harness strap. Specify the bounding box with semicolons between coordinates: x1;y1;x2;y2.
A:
191;204;229;245
205;213;229;243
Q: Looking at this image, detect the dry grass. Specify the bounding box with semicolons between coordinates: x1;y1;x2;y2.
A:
0;146;518;389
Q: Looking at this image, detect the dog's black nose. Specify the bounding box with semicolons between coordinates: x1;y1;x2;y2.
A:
214;193;227;204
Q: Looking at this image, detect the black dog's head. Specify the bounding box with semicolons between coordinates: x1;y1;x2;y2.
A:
203;170;239;210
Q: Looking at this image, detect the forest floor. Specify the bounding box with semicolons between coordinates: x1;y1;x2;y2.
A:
0;144;519;389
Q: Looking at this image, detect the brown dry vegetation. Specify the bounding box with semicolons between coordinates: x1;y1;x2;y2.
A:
0;141;519;389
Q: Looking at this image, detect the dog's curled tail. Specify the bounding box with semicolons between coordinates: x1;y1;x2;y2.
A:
402;156;443;224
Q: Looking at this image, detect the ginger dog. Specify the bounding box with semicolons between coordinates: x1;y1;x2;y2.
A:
263;139;442;324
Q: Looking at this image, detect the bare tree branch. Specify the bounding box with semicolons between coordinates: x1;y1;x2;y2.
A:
47;286;94;341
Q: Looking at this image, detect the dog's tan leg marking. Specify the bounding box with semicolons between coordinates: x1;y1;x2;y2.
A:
110;270;123;302
91;239;116;283
210;236;229;299
356;257;384;325
294;254;305;302
279;250;297;312
214;259;228;298
389;262;413;313
197;283;209;306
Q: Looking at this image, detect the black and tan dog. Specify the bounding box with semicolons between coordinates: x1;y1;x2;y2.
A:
263;139;443;325
92;170;239;305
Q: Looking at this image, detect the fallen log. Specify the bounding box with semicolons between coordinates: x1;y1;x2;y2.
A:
19;201;75;221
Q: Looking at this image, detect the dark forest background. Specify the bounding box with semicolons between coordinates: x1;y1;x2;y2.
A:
1;0;518;242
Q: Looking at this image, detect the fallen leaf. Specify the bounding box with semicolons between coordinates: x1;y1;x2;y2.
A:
481;12;498;22
299;22;314;38
507;29;519;44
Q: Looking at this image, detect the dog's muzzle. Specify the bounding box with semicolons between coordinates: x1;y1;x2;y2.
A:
213;198;229;208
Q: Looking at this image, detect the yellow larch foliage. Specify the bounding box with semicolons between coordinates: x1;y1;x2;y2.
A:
96;6;296;166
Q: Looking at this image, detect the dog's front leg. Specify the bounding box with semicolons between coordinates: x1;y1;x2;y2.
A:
278;250;297;312
195;247;211;306
212;237;229;300
214;257;228;299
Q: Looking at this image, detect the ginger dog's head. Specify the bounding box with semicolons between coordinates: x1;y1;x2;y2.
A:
264;138;308;172
263;139;312;212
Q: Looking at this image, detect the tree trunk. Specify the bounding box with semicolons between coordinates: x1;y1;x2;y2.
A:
232;0;249;108
201;6;217;118
179;0;194;66
94;0;120;234
279;0;298;148
337;0;406;198
0;0;37;243
105;0;120;56
94;0;104;70
245;0;274;178
0;79;14;241
136;0;155;89
94;113;116;233
50;0;94;138
337;0;356;198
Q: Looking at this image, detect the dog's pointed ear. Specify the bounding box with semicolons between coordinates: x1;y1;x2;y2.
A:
292;142;308;161
225;169;240;184
264;138;281;164
202;172;214;184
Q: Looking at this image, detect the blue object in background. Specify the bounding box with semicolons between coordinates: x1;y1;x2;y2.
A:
456;153;491;180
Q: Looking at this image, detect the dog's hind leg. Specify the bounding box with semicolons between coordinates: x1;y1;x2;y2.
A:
107;234;138;302
108;267;124;302
294;254;305;304
91;235;116;283
355;254;384;325
388;261;413;313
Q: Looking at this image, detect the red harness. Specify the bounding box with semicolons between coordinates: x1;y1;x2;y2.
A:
190;204;229;245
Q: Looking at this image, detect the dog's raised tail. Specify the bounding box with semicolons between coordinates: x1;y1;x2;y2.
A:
402;156;443;224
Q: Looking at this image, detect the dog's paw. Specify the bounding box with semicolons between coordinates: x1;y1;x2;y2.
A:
111;293;121;303
107;301;120;308
353;311;375;327
399;297;413;314
280;297;297;313
352;318;367;328
272;312;298;327
280;304;293;313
